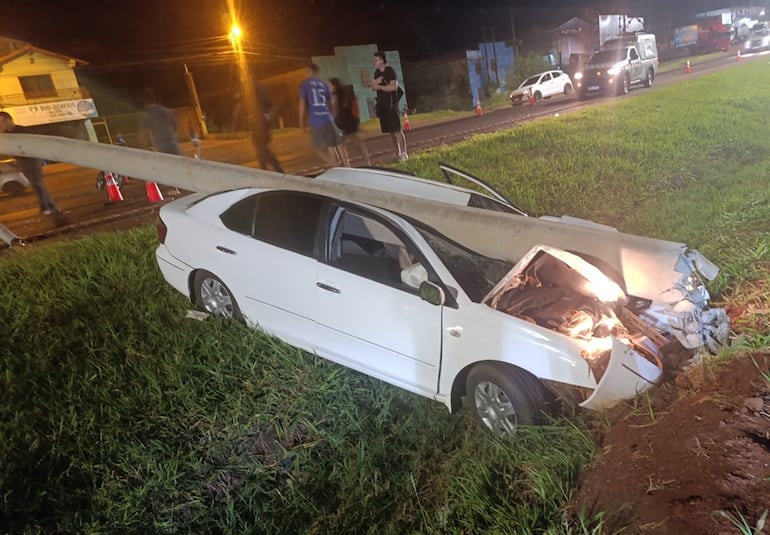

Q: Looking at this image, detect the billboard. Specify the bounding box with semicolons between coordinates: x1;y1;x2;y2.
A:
599;15;645;46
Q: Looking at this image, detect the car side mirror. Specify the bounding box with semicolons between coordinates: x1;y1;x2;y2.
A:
419;281;445;306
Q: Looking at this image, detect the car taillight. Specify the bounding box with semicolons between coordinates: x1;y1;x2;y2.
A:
156;216;168;244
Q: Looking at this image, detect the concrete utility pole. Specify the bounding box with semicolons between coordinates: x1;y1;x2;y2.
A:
184;64;208;138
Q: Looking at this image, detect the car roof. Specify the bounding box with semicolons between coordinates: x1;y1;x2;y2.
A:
315;167;484;207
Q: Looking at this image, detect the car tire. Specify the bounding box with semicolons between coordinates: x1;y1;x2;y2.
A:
193;270;242;320
643;69;654;88
577;88;587;101
466;363;546;437
619;75;630;96
534;91;542;102
563;83;572;95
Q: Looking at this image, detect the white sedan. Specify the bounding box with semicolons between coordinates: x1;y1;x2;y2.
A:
155;167;729;436
509;70;573;105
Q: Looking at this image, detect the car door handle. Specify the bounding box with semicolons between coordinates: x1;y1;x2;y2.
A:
316;282;341;294
446;326;463;338
216;245;237;255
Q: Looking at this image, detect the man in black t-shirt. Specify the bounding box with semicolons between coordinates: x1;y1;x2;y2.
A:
370;51;408;161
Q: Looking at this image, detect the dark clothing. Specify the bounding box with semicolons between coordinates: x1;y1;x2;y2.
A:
8;126;58;213
373;66;401;133
251;85;283;173
142;104;180;154
334;87;360;135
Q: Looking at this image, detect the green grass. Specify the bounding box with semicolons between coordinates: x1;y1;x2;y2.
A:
3;60;770;533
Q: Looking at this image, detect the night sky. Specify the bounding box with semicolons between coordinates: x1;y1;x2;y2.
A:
1;0;731;109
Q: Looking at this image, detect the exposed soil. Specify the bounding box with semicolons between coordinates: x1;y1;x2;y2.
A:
572;339;770;533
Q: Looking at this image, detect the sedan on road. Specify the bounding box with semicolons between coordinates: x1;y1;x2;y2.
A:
509;70;573;105
155;168;729;437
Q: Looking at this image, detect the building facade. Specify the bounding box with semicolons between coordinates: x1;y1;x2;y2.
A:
0;37;99;142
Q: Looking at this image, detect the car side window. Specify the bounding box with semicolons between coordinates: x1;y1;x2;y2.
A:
553;71;561;79
221;191;322;256
542;73;551;82
329;208;426;290
629;48;639;60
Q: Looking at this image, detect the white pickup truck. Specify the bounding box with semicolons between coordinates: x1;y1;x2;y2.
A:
574;33;658;99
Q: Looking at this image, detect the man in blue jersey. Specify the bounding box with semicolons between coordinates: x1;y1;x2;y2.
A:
298;63;348;167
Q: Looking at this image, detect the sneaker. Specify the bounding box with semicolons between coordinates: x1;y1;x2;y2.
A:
398;152;409;162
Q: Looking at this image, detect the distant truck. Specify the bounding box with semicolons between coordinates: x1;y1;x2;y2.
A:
676;20;731;53
574;33;658;99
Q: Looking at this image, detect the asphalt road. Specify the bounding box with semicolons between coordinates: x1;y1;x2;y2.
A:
0;49;759;249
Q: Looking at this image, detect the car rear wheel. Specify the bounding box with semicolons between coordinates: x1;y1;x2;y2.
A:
563;83;573;95
193;270;242;319
466;363;546;437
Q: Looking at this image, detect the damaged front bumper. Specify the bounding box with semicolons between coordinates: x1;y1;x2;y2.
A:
485;244;730;409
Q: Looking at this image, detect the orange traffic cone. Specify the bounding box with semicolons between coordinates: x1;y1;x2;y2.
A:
528;88;536;106
145;181;164;203
737;49;742;61
403;109;412;132
685;60;692;74
104;172;124;203
475;98;483;117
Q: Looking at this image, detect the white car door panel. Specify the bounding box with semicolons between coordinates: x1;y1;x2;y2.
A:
312;207;442;395
314;265;442;394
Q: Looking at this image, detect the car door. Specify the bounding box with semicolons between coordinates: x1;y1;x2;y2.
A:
312;205;443;395
217;190;324;350
539;72;552;97
628;47;642;82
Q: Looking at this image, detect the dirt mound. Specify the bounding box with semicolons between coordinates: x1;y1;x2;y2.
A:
572;353;770;534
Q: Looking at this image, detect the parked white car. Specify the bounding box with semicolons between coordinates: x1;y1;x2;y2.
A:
509;70;573;105
155;166;729;436
0;157;30;195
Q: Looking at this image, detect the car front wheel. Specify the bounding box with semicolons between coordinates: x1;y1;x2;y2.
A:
466;363;546;437
193;270;242;319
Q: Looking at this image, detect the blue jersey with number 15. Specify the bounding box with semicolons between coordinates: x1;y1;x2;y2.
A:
299;78;334;127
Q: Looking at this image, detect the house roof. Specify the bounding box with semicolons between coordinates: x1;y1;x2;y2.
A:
551;17;592;33
0;36;89;67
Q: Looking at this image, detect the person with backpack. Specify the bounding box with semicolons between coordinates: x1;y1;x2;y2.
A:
370;51;407;161
330;78;371;167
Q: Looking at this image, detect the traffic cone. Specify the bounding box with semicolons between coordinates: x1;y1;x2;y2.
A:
104;172;124;203
528;88;536;106
737;49;742;61
403;109;412;132
475;98;483;117
685;60;692;74
145;181;164;203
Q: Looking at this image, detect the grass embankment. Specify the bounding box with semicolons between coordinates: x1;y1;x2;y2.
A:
2;61;769;533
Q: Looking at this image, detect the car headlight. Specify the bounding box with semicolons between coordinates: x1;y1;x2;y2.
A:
607;67;620;76
573;72;583;80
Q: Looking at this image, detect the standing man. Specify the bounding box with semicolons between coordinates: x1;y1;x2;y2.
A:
0;111;60;215
251;83;284;173
370;51;407;161
141;88;180;155
298;63;349;167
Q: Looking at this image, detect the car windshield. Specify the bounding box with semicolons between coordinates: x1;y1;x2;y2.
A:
519;75;541;87
588;50;624;64
413;224;512;302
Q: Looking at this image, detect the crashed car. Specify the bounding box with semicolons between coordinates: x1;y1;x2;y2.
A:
155;165;729;437
0;157;30;195
509;70;573;105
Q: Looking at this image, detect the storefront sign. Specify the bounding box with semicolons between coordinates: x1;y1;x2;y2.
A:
2;98;98;126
